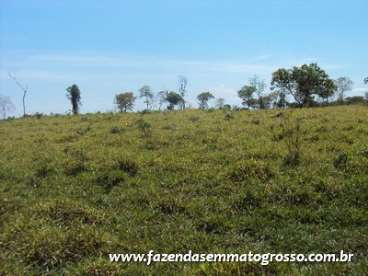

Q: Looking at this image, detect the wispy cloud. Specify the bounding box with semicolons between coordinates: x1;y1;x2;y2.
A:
1;51;344;79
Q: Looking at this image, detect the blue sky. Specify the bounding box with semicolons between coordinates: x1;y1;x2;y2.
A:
1;0;367;115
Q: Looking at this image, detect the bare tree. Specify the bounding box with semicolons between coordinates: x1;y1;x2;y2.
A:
216;98;225;109
157;90;168;111
8;73;28;116
139;85;154;110
0;95;15;119
335;77;353;103
178;75;188;110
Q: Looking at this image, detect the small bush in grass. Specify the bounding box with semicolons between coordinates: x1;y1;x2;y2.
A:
229;160;274;182
63;147;89;176
95;170;126;192
76;125;91;135
36;201;105;226
279;114;303;167
136;118;152;137
64;159;87;176
155;198;186;215
162;124;176;130
251;118;260;125
23;226;105;270
233;190;262;211
33;159;56;178
334;152;348;169
283;150;300;167
189;115;200;123
110;126;124;134
116;158;139;176
224;112;234;120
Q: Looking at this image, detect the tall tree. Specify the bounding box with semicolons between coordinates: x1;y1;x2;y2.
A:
197;92;214;109
165;91;183;110
249;76;267;109
335;77;353;103
0;95;15;119
8;73;28;116
178;76;188;110
271;63;336;107
66;84;81;115
139;85;154;110
157;90;168;111
238;85;257;109
115;92;136;112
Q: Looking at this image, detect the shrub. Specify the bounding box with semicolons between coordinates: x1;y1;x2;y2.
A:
110;126;124;134
64;159;87;176
136;118;152;137
189;115;200;123
251;118;260;125
35;201;105;226
278;114;303;167
95;170;126;192
76;126;91;135
233;190;262;211
116;158;139;176
224;112;234;120
32;157;56;178
334;152;348;169
229;160;274;182
23;227;105;270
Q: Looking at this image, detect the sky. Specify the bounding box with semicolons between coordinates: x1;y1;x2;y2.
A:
0;0;367;115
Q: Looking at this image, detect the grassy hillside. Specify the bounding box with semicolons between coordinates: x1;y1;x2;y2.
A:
1;106;367;275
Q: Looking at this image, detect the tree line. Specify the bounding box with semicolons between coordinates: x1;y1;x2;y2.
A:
2;63;368;118
110;63;367;114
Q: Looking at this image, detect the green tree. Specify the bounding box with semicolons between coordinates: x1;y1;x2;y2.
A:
115;92;136;112
238;85;257;109
139;85;154;110
271;63;336;107
335;77;353;103
197;92;214;109
165;91;183;110
66;84;81;115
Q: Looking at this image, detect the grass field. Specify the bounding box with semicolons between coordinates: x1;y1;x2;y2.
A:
0;105;367;275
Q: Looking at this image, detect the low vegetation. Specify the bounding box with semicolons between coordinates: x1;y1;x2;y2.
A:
1;105;368;274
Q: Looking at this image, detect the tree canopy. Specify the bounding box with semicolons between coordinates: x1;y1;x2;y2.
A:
238;85;257;108
165;91;183;110
197;92;214;109
66;84;81;115
271;63;336;107
115;92;136;112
